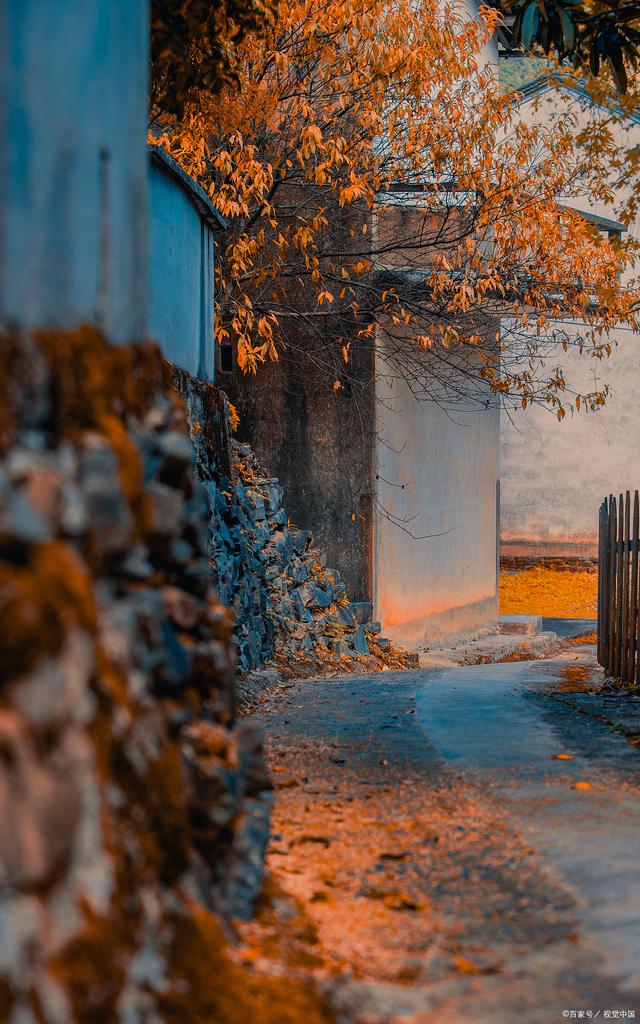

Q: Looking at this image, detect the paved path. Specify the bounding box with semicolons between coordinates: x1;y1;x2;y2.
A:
542;617;597;638
258;650;640;1024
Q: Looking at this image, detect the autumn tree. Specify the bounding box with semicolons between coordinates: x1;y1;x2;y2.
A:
151;0;638;418
507;0;640;94
150;0;277;114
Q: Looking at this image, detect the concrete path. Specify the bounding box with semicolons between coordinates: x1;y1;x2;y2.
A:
542;617;597;638
257;651;640;1024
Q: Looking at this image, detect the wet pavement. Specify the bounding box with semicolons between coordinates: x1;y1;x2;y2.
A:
542;617;597;638
256;647;640;1023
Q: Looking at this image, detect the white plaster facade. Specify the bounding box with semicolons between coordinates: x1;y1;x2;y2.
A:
500;77;640;558
371;7;500;644
373;344;500;644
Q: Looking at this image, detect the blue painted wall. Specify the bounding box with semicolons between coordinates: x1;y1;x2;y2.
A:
148;151;218;380
0;0;149;343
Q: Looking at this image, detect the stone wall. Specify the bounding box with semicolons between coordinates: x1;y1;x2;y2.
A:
172;366;411;675
0;331;410;1021
0;331;272;1022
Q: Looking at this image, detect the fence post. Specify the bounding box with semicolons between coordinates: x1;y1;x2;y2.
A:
608;495;617;677
614;495;624;678
622;492;631;682
626;489;634;688
598;499;606;665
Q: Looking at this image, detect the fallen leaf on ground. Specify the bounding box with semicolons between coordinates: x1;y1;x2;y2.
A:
453;954;500;975
275;777;300;789
310;891;329;903
366;888;423;911
291;834;332;847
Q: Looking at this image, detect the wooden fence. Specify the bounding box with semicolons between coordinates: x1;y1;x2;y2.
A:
598;491;640;684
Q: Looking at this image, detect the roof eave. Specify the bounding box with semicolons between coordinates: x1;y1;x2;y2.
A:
149;145;228;230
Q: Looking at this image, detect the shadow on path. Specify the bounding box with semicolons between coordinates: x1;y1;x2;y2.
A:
255;652;640;1023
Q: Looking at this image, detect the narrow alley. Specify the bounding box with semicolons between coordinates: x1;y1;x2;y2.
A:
4;5;640;1021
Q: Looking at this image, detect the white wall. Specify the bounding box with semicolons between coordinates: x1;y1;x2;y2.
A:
501;326;640;556
148;150;217;380
0;0;149;343
374;345;500;644
500;83;640;557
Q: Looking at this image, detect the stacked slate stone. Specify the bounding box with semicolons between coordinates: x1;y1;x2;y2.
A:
171;367;410;675
231;443;403;670
0;332;272;1022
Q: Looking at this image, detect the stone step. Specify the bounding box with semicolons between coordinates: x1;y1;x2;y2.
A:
498;613;543;637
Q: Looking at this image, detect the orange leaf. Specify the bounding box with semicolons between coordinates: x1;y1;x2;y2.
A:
453;955;498;975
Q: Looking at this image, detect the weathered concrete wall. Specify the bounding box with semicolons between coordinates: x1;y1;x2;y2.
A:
501;328;640;557
0;1;148;343
148;147;219;380
227;329;376;600
374;344;500;644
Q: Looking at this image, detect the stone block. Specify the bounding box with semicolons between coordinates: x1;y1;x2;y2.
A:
81;441;134;552
272;529;293;564
157;430;194;464
295;580;318;607
147;481;185;538
291;560;311;584
350;601;373;624
498;614;542;636
338;604;356;628
353;625;370;656
264;483;284;512
311;588;332;609
117;544;155;579
291;529;311;554
0;482;52;543
246;489;266;521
